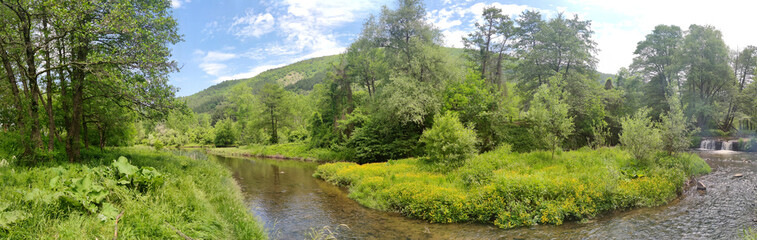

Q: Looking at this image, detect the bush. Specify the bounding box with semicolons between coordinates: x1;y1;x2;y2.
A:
214;118;236;147
660;94;696;154
419;112;478;171
153;139;164;150
620;108;662;162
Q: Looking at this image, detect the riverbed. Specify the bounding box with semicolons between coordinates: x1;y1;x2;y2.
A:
181;150;757;239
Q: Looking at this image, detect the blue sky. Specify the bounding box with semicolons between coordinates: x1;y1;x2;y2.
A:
168;0;757;96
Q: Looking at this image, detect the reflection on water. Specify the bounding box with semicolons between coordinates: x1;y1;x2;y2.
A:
197;150;757;239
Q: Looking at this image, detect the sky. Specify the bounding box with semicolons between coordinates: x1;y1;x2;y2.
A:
168;0;757;97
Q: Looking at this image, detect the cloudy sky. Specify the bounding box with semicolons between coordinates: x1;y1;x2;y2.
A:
168;0;757;96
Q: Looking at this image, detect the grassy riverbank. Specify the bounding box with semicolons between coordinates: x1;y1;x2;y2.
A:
314;147;710;229
0;147;265;239
207;143;348;162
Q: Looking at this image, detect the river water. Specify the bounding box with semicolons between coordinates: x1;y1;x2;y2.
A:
184;150;757;239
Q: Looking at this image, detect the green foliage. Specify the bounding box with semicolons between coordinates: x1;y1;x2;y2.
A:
442;70;505;151
419;112;478;171
153;139;164;150
214;118;236;147
660;94;697;154
620;108;662;162
348;119;423;163
527;81;574;157
112;157;164;192
631;25;682;119
315;147;709;229
260;83;292;144
0;202;27;231
0;148;265;239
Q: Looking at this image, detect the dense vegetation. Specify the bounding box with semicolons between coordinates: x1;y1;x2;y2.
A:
137;0;756;158
0;1;265;239
0;143;265;239
314;147;710;228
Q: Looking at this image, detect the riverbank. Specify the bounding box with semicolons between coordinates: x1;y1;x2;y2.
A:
314;147;711;229
0;147;265;239
207;143;348;162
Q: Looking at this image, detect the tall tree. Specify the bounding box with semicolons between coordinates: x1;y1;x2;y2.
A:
515;12;597;105
259;83;291;144
679;24;737;130
464;6;516;86
631;25;683;118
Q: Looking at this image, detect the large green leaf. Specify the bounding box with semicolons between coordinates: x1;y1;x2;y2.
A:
0;210;27;230
113;156;138;178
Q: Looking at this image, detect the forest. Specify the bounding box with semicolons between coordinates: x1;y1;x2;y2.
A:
1;0;757;238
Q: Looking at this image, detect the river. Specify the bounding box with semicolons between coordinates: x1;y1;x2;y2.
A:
179;150;757;239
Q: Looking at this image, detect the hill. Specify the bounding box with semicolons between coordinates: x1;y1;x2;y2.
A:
182;48;612;114
183;55;341;114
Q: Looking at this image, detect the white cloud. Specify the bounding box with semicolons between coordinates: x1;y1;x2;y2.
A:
195;50;238;77
170;0;190;8
230;11;276;38
441;30;468;48
203;51;237;62
199;63;227;76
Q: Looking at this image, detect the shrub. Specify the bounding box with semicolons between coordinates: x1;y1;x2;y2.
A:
620;108;662;162
419;112;478;171
214;118;236;147
153;139;164;150
660;94;696;154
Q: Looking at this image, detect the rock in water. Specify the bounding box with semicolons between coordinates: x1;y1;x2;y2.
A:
696;180;707;190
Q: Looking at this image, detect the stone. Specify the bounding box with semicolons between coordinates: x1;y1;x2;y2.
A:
733;173;744;178
696;180;707;190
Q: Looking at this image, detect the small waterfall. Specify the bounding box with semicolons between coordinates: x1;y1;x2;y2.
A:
722;141;732;150
700;140;716;150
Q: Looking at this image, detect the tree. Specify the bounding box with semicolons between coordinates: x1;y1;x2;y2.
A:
259;83;291;144
214;118;235;147
720;46;757;132
660;93;696;154
620;108;662;162
679;25;737;130
515;12;597;106
419;112;478;171
463;6;516;85
631;25;683;118
527;80;574;158
0;0;182;162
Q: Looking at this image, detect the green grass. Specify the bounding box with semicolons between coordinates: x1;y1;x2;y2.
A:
208;142;349;162
0;146;265;239
314;146;711;229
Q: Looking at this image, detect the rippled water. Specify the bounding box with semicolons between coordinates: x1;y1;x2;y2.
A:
192;150;757;239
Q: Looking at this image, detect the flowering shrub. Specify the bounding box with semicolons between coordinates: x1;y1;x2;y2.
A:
314;147;710;229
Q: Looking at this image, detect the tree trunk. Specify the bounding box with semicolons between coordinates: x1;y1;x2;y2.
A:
83;118;89;149
20;12;43;149
67;40;87;162
0;45;26;144
43;13;57;152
